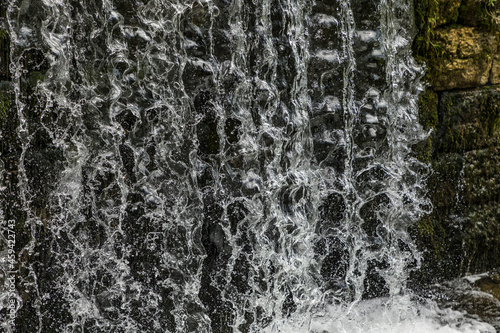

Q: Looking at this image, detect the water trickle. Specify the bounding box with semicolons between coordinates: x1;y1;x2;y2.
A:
0;0;495;332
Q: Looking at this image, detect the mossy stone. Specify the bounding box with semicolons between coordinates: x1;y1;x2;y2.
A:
27;71;44;88
459;0;500;30
413;144;500;285
419;89;439;131
436;86;500;153
415;0;461;30
414;0;461;56
462;201;500;274
428;153;465;209
0;86;13;125
0;29;10;80
463;147;500;204
435;0;462;27
427;27;495;90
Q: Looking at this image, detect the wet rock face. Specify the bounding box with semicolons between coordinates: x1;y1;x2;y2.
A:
413;0;500;284
424;275;500;331
0;30;9;80
437;87;500;153
476;274;500;300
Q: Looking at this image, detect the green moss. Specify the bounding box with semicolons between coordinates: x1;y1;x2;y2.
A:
0;29;10;79
459;0;500;31
416;215;434;238
0;89;12;124
27;71;44;88
418;89;439;130
414;0;439;55
412;90;439;162
413;137;433;163
473;43;494;63
414;0;463;56
462;202;500;273
0;29;8;41
462;147;500;204
435;88;500;152
430;153;465;207
411;213;451;284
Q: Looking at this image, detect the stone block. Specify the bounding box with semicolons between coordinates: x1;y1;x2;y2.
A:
414;148;500;284
462;201;500;274
463;147;500;205
428;153;464;210
429;27;496;90
429;147;500;207
436;86;500;152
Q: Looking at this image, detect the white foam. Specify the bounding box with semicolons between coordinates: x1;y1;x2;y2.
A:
463;273;489;284
357;30;378;42
316;50;340;63
315;14;338;26
263;297;496;333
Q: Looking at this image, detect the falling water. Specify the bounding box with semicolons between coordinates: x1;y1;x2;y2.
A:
0;0;496;332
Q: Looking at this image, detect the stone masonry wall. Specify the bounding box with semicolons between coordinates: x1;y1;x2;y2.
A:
413;0;500;284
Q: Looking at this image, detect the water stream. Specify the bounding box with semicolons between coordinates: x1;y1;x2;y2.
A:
0;0;496;332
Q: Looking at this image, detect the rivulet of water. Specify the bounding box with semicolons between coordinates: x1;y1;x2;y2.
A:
0;0;495;332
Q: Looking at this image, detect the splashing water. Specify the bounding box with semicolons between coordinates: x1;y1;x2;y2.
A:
0;0;496;332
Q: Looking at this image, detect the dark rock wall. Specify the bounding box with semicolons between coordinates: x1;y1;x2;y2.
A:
413;0;500;284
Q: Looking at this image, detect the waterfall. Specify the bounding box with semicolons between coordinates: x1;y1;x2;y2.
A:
0;0;495;332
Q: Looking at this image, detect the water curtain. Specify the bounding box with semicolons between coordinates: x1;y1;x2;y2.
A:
2;0;430;331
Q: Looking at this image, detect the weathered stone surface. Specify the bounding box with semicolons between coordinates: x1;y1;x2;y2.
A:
415;0;461;29
413;90;439;163
458;0;499;29
434;0;462;27
476;274;500;301
462;201;500;274
428;153;464;210
0;30;9;80
414;145;500;283
412;0;500;289
430;27;496;90
463;147;500;204
436;86;500;152
413;154;500;283
491;53;500;84
424;277;500;331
